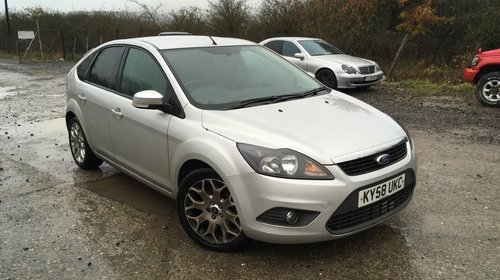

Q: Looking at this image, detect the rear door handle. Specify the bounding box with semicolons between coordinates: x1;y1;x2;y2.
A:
111;108;123;119
77;94;86;102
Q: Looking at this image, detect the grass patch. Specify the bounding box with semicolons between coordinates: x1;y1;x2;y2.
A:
384;80;474;96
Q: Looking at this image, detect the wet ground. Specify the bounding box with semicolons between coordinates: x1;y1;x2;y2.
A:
0;58;499;279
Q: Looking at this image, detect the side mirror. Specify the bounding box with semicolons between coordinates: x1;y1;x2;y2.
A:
132;90;167;111
294;53;305;60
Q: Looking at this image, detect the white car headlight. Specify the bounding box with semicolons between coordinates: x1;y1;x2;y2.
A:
237;143;334;180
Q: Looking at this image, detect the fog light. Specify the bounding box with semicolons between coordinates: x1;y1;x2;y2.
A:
286;210;299;224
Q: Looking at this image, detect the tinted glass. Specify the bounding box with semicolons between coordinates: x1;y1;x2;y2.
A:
298;40;343;56
89;46;125;90
162;46;321;110
282;41;301;57
264;40;283;54
121;48;167;98
76;51;97;80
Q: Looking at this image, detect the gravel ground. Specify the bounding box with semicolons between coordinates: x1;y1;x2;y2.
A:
0;58;499;279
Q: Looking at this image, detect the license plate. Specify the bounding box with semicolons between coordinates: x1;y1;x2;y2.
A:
365;75;378;81
358;174;406;208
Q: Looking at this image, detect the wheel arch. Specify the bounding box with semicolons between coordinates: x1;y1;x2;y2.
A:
475;65;500;84
170;137;253;196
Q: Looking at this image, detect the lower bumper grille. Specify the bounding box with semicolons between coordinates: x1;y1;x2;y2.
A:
326;170;415;235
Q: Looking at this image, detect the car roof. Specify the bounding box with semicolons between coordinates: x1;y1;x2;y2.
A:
108;35;256;50
264;37;321;42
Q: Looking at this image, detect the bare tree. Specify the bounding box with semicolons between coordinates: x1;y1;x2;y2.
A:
129;0;164;29
207;0;251;37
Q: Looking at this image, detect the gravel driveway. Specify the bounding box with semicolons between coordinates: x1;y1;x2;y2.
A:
0;58;499;279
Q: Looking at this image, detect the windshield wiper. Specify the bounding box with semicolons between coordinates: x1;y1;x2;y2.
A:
233;87;330;109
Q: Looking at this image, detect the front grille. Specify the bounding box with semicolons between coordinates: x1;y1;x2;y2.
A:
359;65;375;74
326;172;415;235
337;139;408;176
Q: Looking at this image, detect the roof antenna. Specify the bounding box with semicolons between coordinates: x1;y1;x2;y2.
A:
208;35;217;45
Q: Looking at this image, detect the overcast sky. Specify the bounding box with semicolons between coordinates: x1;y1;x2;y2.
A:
2;0;263;13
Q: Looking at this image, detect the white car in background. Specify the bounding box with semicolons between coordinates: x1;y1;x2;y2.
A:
260;37;384;89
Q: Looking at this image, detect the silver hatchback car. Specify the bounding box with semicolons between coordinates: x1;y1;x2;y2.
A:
260;37;384;89
66;35;416;251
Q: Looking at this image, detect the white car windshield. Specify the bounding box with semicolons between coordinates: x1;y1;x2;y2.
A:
162;45;323;110
299;40;343;56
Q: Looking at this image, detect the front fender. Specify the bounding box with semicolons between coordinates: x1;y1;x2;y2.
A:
169;133;254;194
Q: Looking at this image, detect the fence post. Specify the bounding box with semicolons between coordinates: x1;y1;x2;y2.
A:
72;35;76;60
60;27;66;60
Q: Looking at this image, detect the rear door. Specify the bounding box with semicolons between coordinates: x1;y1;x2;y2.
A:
107;47;172;188
77;46;125;158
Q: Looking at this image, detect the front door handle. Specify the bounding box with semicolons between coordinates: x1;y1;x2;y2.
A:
111;108;123;119
77;94;86;102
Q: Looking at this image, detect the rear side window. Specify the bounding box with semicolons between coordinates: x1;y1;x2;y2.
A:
120;48;167;98
76;51;97;80
264;40;283;54
89;46;125;90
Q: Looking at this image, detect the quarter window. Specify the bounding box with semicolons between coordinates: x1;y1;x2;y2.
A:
77;51;97;80
120;48;167;98
88;46;125;90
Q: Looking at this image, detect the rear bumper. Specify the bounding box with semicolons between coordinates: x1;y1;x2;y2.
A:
463;68;479;83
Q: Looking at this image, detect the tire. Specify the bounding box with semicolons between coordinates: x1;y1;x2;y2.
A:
476;71;500;107
316;69;338;89
177;168;249;252
68;118;103;169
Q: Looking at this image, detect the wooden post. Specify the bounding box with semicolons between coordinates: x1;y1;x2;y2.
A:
387;33;410;81
60;27;66;60
72;35;76;60
4;0;12;51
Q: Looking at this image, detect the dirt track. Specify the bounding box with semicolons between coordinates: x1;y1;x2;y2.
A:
0;58;499;279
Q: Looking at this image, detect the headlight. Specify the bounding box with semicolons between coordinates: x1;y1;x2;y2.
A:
237;143;334;180
341;64;357;74
375;64;381;72
471;55;479;67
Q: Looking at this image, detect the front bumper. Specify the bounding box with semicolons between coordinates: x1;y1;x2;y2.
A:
463;68;479;83
225;140;417;244
335;71;384;88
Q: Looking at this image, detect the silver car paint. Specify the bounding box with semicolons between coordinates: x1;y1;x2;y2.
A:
260;37;384;88
66;36;416;244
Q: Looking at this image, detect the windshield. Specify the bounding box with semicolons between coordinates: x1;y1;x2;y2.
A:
298;40;343;56
161;45;322;110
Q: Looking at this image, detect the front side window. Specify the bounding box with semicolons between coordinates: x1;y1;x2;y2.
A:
282;41;301;57
89;46;125;90
298;40;343;56
120;48;167;98
162;45;322;110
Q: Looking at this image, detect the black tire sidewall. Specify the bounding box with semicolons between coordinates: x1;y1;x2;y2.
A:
476;72;500;107
317;69;338;89
176;168;248;252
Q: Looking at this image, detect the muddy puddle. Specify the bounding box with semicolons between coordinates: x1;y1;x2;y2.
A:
82;174;174;216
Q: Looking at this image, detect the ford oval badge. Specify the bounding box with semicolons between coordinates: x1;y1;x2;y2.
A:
376;154;392;165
